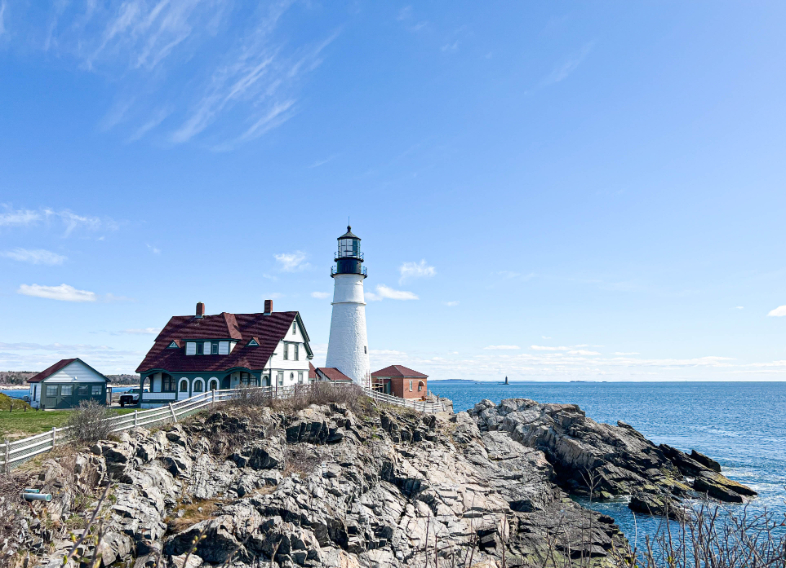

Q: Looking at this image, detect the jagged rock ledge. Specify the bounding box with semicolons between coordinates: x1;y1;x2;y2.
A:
469;398;757;519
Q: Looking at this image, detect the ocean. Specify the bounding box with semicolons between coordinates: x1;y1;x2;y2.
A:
429;380;786;544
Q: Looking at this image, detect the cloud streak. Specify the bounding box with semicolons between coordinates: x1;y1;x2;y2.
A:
399;259;436;283
365;284;418;301
1;248;66;265
275;251;309;272
540;41;594;87
18;283;97;302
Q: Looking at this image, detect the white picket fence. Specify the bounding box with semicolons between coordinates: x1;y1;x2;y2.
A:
1;383;445;473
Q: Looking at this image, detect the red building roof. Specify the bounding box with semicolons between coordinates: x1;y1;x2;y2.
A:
136;311;311;374
371;365;428;379
308;362;318;380
27;358;108;383
316;367;353;382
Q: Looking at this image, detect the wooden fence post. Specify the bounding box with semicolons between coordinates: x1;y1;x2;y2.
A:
51;427;56;449
4;439;9;474
169;403;177;423
134;410;138;428
212;389;216;408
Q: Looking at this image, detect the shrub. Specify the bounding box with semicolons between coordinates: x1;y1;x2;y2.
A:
65;400;114;444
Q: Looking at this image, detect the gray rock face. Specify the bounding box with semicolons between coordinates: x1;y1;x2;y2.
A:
470;399;757;519
6;399;632;568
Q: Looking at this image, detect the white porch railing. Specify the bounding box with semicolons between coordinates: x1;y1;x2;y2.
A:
1;383;445;473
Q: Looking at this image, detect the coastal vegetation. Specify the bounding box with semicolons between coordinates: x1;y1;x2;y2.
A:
0;404;133;440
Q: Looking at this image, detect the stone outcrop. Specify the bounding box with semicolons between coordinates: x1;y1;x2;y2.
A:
5;401;629;568
1;395;755;567
469;399;756;519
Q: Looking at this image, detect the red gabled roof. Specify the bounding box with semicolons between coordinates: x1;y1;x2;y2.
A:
308;362;318;380
136;311;310;374
27;358;78;383
27;358;109;384
316;367;353;382
371;365;428;379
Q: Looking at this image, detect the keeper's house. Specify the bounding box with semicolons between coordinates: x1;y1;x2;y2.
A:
27;358;109;410
136;300;313;408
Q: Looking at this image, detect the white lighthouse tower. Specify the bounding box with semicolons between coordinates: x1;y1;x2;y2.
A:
325;226;370;387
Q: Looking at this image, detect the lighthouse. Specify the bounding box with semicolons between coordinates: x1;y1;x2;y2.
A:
325;226;370;387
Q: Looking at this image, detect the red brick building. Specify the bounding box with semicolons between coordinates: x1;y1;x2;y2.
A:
371;365;428;400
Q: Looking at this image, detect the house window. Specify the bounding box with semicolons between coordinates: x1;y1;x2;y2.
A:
277;372;284;386
180;380;188;392
292;322;297;335
418;381;424;392
212;342;219;355
283;344;289;360
240;372;252;386
219;341;229;355
194;379;204;393
298;371;304;384
78;385;88;395
409;380;413;392
46;385;58;397
294;344;299;361
92;385;102;396
61;385;73;396
163;375;175;392
290;372;294;383
186;342;196;356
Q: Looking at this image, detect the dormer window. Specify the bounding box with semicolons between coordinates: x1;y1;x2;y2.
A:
186;342;196;356
248;338;259;347
167;341;179;349
211;342;219;355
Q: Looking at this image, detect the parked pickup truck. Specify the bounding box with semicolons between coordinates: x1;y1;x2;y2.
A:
119;388;143;407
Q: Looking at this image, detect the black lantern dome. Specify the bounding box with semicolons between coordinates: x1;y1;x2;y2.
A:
332;226;367;278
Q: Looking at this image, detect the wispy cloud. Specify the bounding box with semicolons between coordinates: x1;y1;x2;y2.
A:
531;345;570;351
1;248;66;265
0;2;6;37
540;41;594;87
484;345;520;350
18;283;96;302
311;291;330;299
0;207;41;227
0;206;117;236
23;3;337;147
308;154;339;169
275;251;309;272
768;305;786;317
147;244;161;254
444;301;459;307
399;259;436;283
365;284;418;301
734;306;744;310
122;327;159;335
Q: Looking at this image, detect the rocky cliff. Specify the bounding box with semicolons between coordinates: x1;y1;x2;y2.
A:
469;398;756;519
1;396;754;568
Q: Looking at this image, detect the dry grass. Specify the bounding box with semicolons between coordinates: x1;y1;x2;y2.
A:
166;498;221;533
283;445;323;478
226;382;369;415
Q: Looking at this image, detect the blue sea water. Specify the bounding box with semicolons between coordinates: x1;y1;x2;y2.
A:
429;381;786;544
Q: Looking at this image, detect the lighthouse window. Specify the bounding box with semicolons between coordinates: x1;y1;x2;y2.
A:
364;346;367;354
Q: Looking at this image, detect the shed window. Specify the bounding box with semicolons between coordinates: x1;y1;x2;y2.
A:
46;385;58;397
61;385;73;396
78;385;88;395
92;385;102;396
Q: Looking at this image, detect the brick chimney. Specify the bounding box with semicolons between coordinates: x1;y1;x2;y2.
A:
196;302;205;318
264;299;273;315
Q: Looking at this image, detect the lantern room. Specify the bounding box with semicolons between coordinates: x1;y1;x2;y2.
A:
332;226;367;278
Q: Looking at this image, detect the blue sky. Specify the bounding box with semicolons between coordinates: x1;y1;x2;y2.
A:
1;1;785;380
